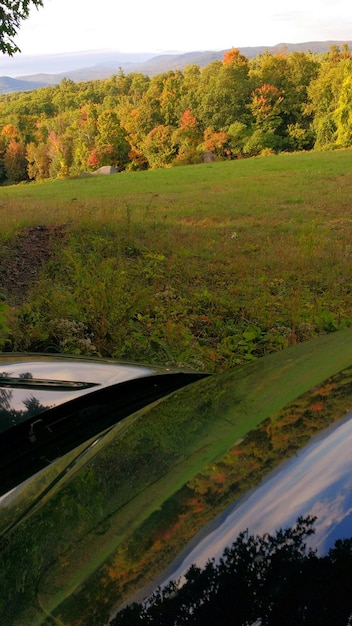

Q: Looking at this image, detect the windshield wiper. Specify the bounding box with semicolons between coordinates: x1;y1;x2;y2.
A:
0;377;98;391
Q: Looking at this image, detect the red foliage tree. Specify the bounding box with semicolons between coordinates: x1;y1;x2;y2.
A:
4;139;28;182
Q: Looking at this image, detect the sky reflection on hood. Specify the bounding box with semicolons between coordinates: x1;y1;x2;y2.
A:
0;359;157;414
168;413;352;583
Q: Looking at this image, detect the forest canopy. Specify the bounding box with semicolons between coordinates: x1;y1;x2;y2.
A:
0;44;351;183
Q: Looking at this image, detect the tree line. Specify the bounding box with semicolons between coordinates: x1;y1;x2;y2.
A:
111;516;352;626
0;44;351;183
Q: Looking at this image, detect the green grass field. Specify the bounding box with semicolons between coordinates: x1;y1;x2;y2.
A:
1;150;352;235
1;149;352;370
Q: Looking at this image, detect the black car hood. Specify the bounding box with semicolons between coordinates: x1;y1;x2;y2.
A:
0;354;208;497
0;354;178;429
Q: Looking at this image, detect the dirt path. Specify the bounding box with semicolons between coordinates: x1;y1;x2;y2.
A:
0;225;66;306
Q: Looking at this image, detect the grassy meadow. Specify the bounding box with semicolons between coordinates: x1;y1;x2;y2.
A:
1;148;352;369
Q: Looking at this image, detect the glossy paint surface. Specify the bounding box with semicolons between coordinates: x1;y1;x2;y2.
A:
165;413;352;585
0;355;160;426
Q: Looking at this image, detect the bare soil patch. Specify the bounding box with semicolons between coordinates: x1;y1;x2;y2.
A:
0;225;67;306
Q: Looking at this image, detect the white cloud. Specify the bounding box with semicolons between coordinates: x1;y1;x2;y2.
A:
163;415;352;586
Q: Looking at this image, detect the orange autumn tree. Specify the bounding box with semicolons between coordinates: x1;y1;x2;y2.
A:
223;47;249;67
203;127;230;157
1;124;20;142
173;109;202;164
4;138;28;182
250;83;284;131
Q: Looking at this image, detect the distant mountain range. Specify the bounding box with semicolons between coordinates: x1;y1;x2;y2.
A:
0;41;350;95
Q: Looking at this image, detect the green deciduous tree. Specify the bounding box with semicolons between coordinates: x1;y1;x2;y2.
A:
245;83;285;154
333;61;352;147
96;109;130;170
196;53;252;131
307;53;351;149
249;51;319;151
0;1;43;55
26;140;50;179
160;71;184;126
227;121;249;156
142;124;177;169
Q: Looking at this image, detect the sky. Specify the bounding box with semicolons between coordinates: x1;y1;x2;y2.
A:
163;414;352;587
0;0;352;76
11;0;352;55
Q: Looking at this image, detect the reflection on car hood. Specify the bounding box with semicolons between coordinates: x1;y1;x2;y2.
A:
0;354;174;431
0;353;209;497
